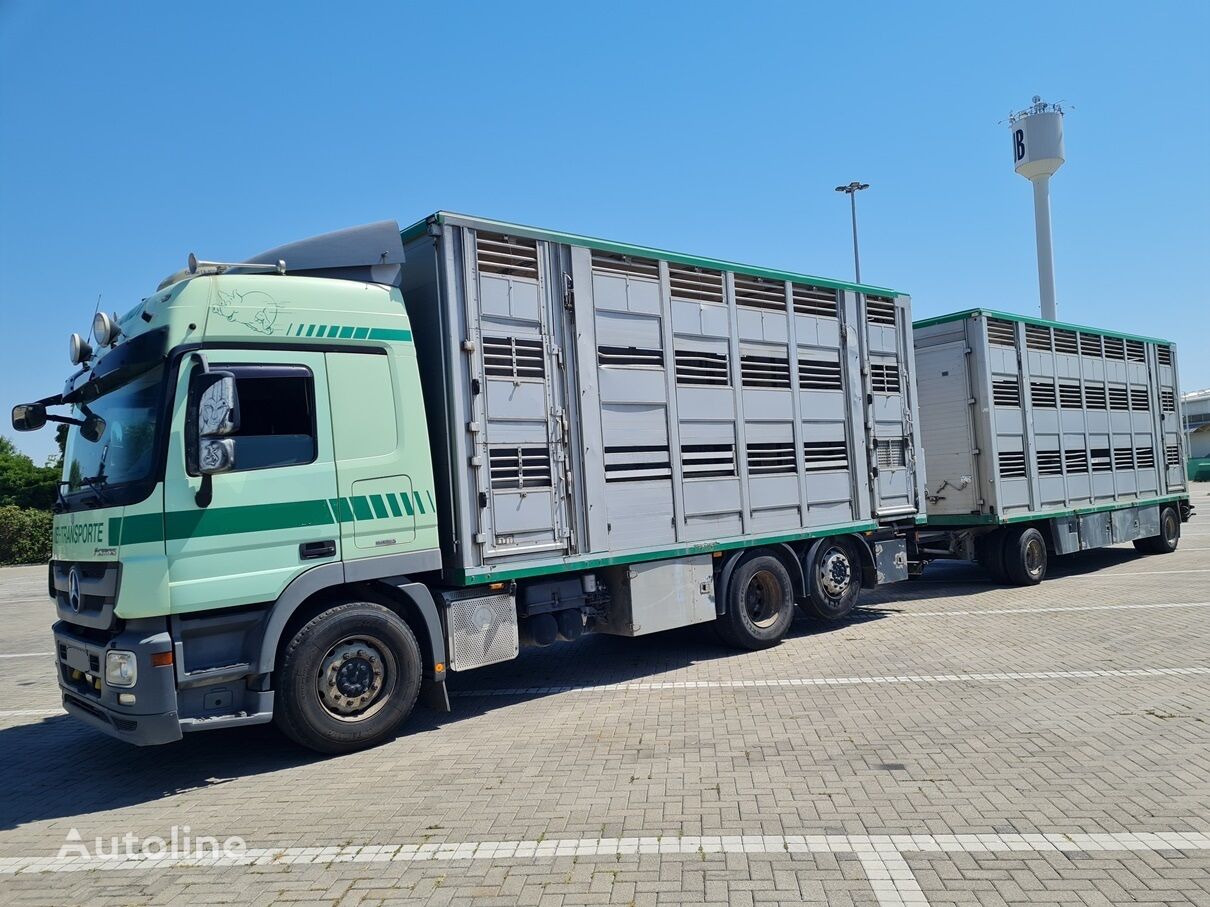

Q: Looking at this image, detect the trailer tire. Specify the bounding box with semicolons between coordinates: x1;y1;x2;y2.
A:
1003;526;1048;585
1133;506;1180;554
274;601;422;754
801;538;863;620
976;531;1009;583
716;554;795;650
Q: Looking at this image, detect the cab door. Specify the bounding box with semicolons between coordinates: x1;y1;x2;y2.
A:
163;349;339;614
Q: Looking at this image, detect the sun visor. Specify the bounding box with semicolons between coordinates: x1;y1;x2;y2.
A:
240;220;406;288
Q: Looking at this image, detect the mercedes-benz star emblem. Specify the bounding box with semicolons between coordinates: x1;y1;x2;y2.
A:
68;567;82;613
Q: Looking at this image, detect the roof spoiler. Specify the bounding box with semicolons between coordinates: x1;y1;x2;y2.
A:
160;221;407;290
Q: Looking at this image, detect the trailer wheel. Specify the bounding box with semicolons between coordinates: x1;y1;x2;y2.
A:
716;554;795;650
274;601;422;754
1002;526;1048;585
801;539;863;620
975;531;1009;583
1133;506;1180;554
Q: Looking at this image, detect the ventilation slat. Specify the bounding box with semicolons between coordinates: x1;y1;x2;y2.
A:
740;352;791;389
598;346;664;369
992;377;1022;407
1103;336;1126;360
792;283;838;318
1108;384;1129;411
1053;329;1079;355
1025;325;1052;351
1160;389;1175;413
869;363;901;394
733;274;787;312
1064;449;1089;474
1166;445;1181;467
1130;386;1150;411
483;336;545;381
604;445;672;483
987;319;1016;347
489;446;552;490
591;250;659;280
803;440;848;472
1090;448;1113;473
1079;332;1104;357
668;265;724;304
1037;450;1063;476
1030;380;1057;408
1113;447;1134;471
1136;447;1156;469
865;296;896;326
746;442;797;475
476;232;539;279
1058;381;1082;408
681;443;736;478
674;349;729;386
876;438;907;469
998;450;1026;479
798;353;843;391
1125;339;1146;362
1083;382;1107;410
1156;345;1173;366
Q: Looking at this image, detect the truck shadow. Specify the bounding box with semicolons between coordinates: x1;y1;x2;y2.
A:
0;613;883;832
0;543;1162;831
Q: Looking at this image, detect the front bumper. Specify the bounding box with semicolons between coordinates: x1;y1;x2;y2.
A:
53;619;183;746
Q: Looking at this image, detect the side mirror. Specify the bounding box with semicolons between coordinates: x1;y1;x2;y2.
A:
186;370;240;476
11;404;47;432
80;412;107;443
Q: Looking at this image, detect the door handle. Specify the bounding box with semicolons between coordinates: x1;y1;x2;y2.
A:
299;540;336;560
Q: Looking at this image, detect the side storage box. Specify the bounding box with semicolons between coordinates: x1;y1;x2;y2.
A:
596;556;716;637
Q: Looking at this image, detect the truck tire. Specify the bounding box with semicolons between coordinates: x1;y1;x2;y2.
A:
1002;526;1048;585
801;538;863;620
274;601;422;754
1133;506;1180;554
716;554;795;650
975;530;1009;583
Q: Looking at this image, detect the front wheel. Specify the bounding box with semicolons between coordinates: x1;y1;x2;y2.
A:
274;601;422;754
801;538;863;620
1133;506;1180;554
716;554;795;650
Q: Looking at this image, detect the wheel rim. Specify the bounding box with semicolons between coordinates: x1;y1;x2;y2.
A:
744;570;783;629
818;546;852;598
317;635;397;722
1024;536;1045;577
1164;511;1178;543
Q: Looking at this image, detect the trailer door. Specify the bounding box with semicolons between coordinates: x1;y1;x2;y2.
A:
862;294;920;518
467;230;573;558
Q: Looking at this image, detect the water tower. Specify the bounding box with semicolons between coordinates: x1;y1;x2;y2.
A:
1010;97;1065;320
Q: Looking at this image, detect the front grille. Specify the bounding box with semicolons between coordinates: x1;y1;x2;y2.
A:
51;560;121;630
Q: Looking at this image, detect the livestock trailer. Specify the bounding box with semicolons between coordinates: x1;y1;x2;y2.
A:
912;308;1191;583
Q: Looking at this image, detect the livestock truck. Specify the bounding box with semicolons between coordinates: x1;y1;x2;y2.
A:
11;214;1189;753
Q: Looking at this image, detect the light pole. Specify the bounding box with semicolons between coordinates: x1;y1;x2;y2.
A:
834;181;869;283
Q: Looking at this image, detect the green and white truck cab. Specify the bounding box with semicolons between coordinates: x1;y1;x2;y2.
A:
15;215;930;753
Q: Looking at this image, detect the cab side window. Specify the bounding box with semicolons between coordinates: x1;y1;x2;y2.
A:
222;364;317;471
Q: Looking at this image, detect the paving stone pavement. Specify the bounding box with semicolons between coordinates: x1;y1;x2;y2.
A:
0;488;1207;905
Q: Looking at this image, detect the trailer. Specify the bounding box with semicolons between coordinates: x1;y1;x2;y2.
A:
911;309;1191;584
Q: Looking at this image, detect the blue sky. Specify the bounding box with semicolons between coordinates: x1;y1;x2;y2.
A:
2;1;1207;463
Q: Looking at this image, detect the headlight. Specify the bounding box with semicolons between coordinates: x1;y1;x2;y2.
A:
105;650;138;688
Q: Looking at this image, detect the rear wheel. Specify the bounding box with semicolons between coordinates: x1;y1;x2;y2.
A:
801;538;863;620
274;601;422;754
1133;506;1180;554
1002;526;1048;585
716;554;795;650
975;530;1009;583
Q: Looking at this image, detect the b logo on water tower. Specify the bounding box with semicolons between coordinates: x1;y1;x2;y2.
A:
1013;128;1026;163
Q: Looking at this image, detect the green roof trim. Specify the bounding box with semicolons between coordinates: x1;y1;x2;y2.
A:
912;308;1174;346
921;493;1189;529
401;211;903;298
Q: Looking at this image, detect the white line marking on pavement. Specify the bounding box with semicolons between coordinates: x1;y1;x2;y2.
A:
451;666;1210;699
0;652;51;659
1;830;1206;889
894;600;1210;617
0;709;62;718
858;850;929;906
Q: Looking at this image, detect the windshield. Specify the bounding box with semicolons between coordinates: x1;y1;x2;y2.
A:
62;364;165;494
